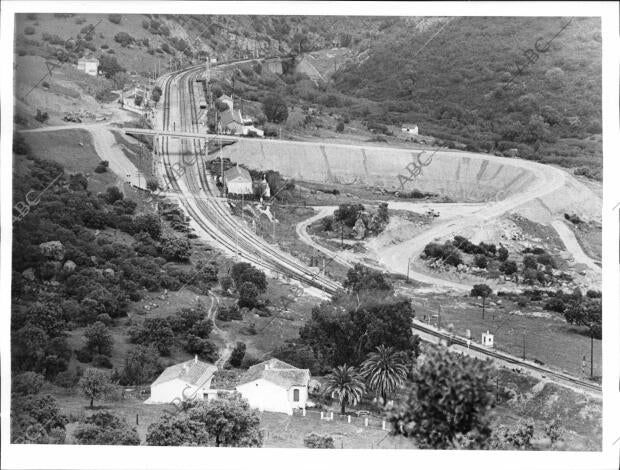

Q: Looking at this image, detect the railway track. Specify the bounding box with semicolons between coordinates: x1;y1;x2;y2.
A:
158;64;340;295
412;320;602;395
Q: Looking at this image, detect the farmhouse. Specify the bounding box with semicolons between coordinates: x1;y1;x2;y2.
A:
76;56;99;76
236;358;310;415
224;164;253;195
145;356;217;404
401;123;419;135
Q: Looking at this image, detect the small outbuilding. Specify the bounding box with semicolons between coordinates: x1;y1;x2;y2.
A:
401;123;419;135
77;56;100;76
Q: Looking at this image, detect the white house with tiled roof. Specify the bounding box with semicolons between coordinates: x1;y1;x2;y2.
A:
236;358;310;415
145;355;218;404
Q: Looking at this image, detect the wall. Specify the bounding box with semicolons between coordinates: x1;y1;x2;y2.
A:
237;379;292;415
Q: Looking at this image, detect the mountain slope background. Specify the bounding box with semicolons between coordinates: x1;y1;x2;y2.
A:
14;14;602;179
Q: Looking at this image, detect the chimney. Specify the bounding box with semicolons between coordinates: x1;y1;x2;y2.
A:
194;354;198;364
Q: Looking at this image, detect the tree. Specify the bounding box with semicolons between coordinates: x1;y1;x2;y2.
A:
161;236;191;262
360;346;408;403
129;318;174;355
78;368;112;408
335;121;345;132
112;71;129;90
497;246;509;262
238;282;259;309
98;55;125;79
324;365;365;415
11;394;68;444
151;86;162;103
84;321;113;356
231;262;267;293
108;14;122;24
343;264;393;295
564;297;602;339
117;346;161;385
133;213;162;239
304;433;335;448
262;94;288;123
73;412;140;445
474;254;488;269
470;284;492;319
500;260;518;275
301;296;414;368
388;348;495;449
523;255;538;270
228;342;246;368
146;393;263;447
11;372;45;396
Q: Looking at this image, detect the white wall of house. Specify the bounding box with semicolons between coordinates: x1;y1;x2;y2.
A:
237;379;299;415
77;60;99;76
226;177;253;195
149;377;213;404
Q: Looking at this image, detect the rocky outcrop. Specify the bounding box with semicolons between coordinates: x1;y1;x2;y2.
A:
39;241;65;261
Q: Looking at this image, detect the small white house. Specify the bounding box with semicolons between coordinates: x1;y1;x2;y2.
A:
77;57;99;76
145;356;217;404
236;358;310;415
224;163;253;195
401;123;419;135
482;331;494;348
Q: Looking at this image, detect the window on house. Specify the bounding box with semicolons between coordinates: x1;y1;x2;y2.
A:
293;389;300;402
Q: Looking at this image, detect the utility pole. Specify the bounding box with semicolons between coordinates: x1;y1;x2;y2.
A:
437;304;441;330
590;333;594;378
522;335;526;360
482;295;486;320
340;224;344;248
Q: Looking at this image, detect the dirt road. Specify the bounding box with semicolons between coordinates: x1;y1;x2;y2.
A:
19;123;148;190
551;219;601;272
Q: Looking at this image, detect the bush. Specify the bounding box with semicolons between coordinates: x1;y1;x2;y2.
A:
35;109;49;123
474;255;488;269
499;260;518;275
335;121;345;132
228;342;246;368
238;282;259;309
497;246;509;262
92;354;113;369
216;305;242;322
544;298;566;313
24;26;36;35
262;94;288;123
108;14;122;24
75;347;93;363
304;433;335;448
95;161;109;173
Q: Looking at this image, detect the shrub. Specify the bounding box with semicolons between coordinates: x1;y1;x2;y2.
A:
95;161;109;173
238;282;259;309
499;260;518;275
24;26;36;35
108;14;122;24
228;342;246;368
92;354;113;369
75;347;93;363
216;305;242;322
304;433;335;448
335;121;345;132
35;109;49;123
497;246;509;262
544;298;566;313
474;255;488;269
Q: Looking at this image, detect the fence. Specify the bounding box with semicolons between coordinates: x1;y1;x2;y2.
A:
293;408;387;431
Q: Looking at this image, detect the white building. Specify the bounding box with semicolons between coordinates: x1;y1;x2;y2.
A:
236;358;310;415
401;123;419;135
77;57;99;76
224;163;253;195
145;356;218;404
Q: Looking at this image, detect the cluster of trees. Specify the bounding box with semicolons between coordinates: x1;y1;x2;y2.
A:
230;262;268;310
330;203;390;238
146;394;263;447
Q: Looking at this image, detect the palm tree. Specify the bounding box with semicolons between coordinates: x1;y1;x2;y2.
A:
324;365;365;415
360;345;408;404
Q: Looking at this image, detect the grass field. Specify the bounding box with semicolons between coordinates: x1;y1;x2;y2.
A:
21;129;117;193
410;292;602;378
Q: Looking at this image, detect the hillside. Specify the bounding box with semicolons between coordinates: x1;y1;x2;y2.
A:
331;16;602;178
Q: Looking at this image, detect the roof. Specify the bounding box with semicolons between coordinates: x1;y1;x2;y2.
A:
221;108;243;127
151;358;217;388
401;123;417;128
78;56;99;63
224;164;251;182
238;358;310;389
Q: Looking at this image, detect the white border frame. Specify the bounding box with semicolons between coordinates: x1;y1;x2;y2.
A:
1;2;618;470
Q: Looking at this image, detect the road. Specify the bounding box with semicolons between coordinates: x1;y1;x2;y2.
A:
551;219;601;272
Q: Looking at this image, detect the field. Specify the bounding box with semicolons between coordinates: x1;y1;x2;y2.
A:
410;292;602;378
20;129;117;193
